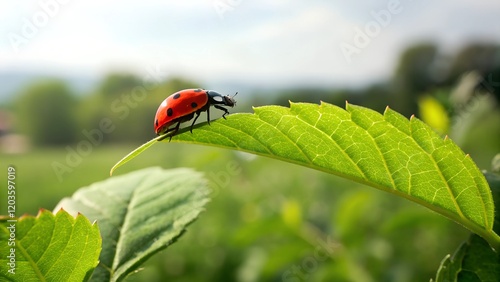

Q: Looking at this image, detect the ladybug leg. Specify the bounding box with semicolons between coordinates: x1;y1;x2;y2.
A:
190;111;202;133
168;120;182;141
206;107;211;125
214;105;230;119
157;120;182;142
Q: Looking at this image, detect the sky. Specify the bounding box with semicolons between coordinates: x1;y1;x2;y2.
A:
1;0;500;91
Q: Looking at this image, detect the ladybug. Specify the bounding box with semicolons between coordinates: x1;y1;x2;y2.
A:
154;88;237;141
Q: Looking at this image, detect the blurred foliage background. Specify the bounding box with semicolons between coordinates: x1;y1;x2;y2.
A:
1;41;499;281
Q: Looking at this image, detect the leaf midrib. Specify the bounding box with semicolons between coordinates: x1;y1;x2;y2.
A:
111;174;149;277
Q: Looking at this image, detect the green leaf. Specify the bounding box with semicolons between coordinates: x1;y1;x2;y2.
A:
55;167;209;282
111;102;499;249
0;209;101;282
418;95;450;134
109;135;163;176
485;171;500;238
433;234;500;282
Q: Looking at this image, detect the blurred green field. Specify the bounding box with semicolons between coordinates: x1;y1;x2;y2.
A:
2;143;469;281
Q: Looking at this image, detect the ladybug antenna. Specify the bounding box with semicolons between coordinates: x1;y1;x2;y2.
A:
232;92;238;98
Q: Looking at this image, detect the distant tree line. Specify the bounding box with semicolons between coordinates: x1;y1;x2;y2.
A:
12;75;198;146
8;41;500;147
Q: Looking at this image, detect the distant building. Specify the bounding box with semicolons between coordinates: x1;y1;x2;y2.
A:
0;110;29;154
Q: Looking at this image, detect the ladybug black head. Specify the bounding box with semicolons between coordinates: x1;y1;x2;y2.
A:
207;90;237;107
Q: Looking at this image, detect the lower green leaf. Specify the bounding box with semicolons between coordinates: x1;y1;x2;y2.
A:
485;171;500;235
433;234;500;282
0;209;101;282
55;167;210;282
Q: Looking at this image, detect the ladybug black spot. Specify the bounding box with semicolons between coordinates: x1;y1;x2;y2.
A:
173;93;181;99
191;102;198;108
155;119;159;127
167;108;173;117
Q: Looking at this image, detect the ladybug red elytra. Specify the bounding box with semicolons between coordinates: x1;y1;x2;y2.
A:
154;88;237;141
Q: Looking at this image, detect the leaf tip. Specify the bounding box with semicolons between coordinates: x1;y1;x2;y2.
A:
55;208;70;218
110;136;161;175
35;209;54;219
38;208;48;215
110;161;122;176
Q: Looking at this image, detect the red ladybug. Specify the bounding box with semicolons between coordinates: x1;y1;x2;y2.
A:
154;88;237;140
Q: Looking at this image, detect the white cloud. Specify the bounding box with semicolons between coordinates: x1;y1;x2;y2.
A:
1;0;499;88
195;5;358;84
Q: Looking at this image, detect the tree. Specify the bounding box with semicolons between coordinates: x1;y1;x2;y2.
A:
16;80;78;146
391;43;440;115
97;73;144;99
448;43;500;100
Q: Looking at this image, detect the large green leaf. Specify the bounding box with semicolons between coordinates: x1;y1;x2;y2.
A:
55;167;209;282
111;102;499;249
433;234;500;282
0;209;101;282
